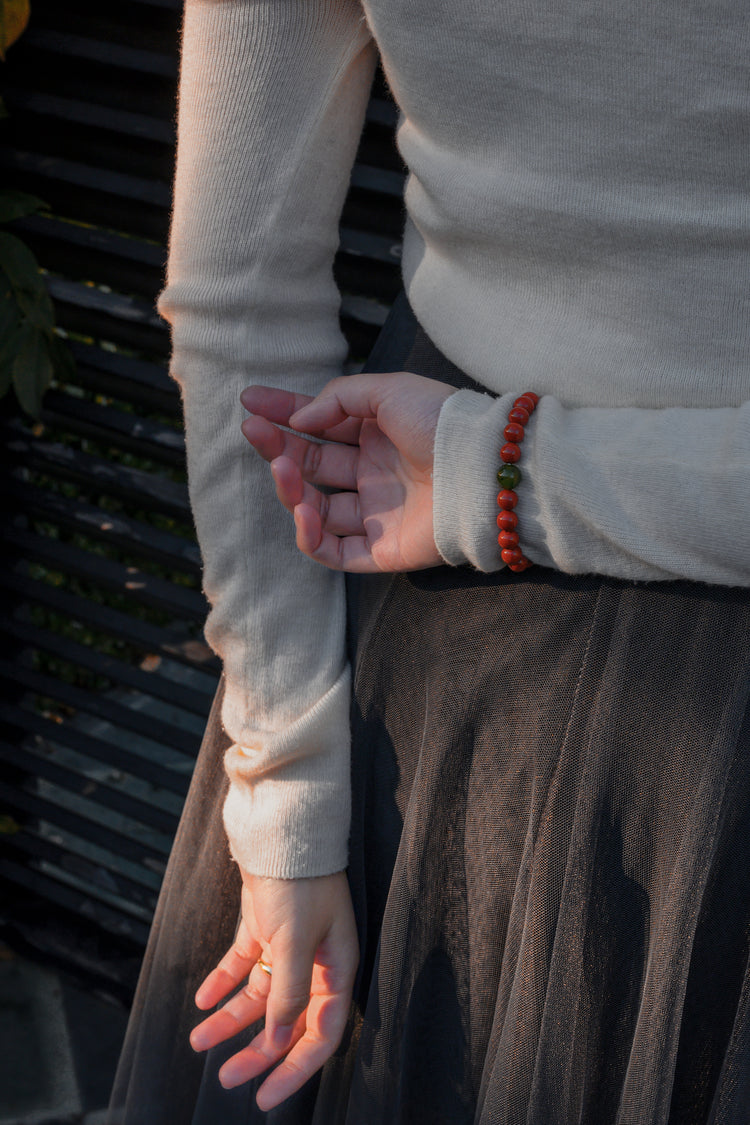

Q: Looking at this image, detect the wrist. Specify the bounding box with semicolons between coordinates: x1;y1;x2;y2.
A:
432;388;520;570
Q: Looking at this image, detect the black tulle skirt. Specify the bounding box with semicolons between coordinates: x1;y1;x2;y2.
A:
107;296;750;1125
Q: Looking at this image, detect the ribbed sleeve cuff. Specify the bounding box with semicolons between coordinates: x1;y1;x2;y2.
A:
222;667;352;878
433;386;553;572
432;388;513;570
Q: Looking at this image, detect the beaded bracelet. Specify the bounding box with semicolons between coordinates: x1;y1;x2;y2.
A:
496;392;539;572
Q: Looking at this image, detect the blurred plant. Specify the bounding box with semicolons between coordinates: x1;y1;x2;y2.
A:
0;0;29;65
1;0;75;417
0;192;76;416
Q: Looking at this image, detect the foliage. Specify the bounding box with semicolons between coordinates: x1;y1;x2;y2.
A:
0;0;29;60
0;193;76;416
1;4;76;416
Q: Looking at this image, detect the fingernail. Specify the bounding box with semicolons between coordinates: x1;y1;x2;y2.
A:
269;1024;294;1052
190;1029;207;1051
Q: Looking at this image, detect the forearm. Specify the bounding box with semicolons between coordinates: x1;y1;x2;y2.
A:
434;390;750;585
159;0;376;875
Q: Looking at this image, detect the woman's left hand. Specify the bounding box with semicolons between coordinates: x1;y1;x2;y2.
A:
240;372;456;573
189;869;358;1110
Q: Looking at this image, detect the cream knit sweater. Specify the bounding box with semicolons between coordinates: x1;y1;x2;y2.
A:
158;0;750;877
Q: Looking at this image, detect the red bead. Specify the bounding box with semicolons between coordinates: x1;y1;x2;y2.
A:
501;546;523;565
498;529;520;549
514;395;536;414
500;442;521;464
508;556;532;572
496;509;518;531
523;392;540;406
496;489;518;510
507;406;530;426
504;422;525;443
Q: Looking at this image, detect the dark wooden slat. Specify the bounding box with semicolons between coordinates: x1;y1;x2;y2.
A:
71;340;174;398
4;526;208;620
0;854;151;945
0;741;179;838
2;149;171;207
340;295;389;328
1;618;211;718
6;833;158;914
366;97;399;129
11;215;167;308
20;29;177;78
0;779;170;866
1;743;179;839
17;212;166;270
1;571;218;675
0;151;170;243
0;701;193;797
0;658;201;757
2;425;190;520
49;278;168;357
3;88;175;144
39;392;184;466
349;164;405;199
340;225;403;265
6;479;202;574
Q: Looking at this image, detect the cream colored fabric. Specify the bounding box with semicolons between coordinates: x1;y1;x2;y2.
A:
159;0;750;876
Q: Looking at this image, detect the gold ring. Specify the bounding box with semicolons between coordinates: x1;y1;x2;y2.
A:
257;957;273;977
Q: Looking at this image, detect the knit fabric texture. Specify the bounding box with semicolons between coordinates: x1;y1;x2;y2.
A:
157;0;750;875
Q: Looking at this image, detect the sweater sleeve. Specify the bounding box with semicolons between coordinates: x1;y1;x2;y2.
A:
157;0;376;877
433;390;750;586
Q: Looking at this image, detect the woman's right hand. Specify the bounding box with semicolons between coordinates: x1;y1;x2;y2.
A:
189;867;358;1111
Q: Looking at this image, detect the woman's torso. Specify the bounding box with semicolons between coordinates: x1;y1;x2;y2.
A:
362;0;750;408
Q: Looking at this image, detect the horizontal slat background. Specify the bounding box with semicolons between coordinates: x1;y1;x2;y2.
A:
1;0;402;1001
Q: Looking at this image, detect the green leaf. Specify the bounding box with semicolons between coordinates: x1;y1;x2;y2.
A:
0;321;23;398
0;189;50;224
16;285;56;332
48;332;77;383
12;323;54;417
0;231;45;295
0;270;20;335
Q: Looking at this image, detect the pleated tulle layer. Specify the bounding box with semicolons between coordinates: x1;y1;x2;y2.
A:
108;296;750;1125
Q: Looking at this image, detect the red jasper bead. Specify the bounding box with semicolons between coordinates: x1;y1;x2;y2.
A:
508;406;530;426
504;422;525;443
501;546;523;566
500;442;522;464
497;489;518;510
522;392;540;406
496;509;518;531
514;394;536;414
508;556;531;572
498;529;520;549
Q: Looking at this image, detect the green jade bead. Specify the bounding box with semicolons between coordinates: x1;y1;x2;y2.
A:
497;463;522;490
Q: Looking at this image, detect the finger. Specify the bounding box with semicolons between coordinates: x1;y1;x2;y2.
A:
254;1026;339;1109
194;932;262;1011
254;957;356;1109
241;415;359;490
289;373;400;433
270;458;364;537
241;385;362;445
190;957;273;1052
293;504;381;574
217;967;351;1103
217;1012;306;1091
